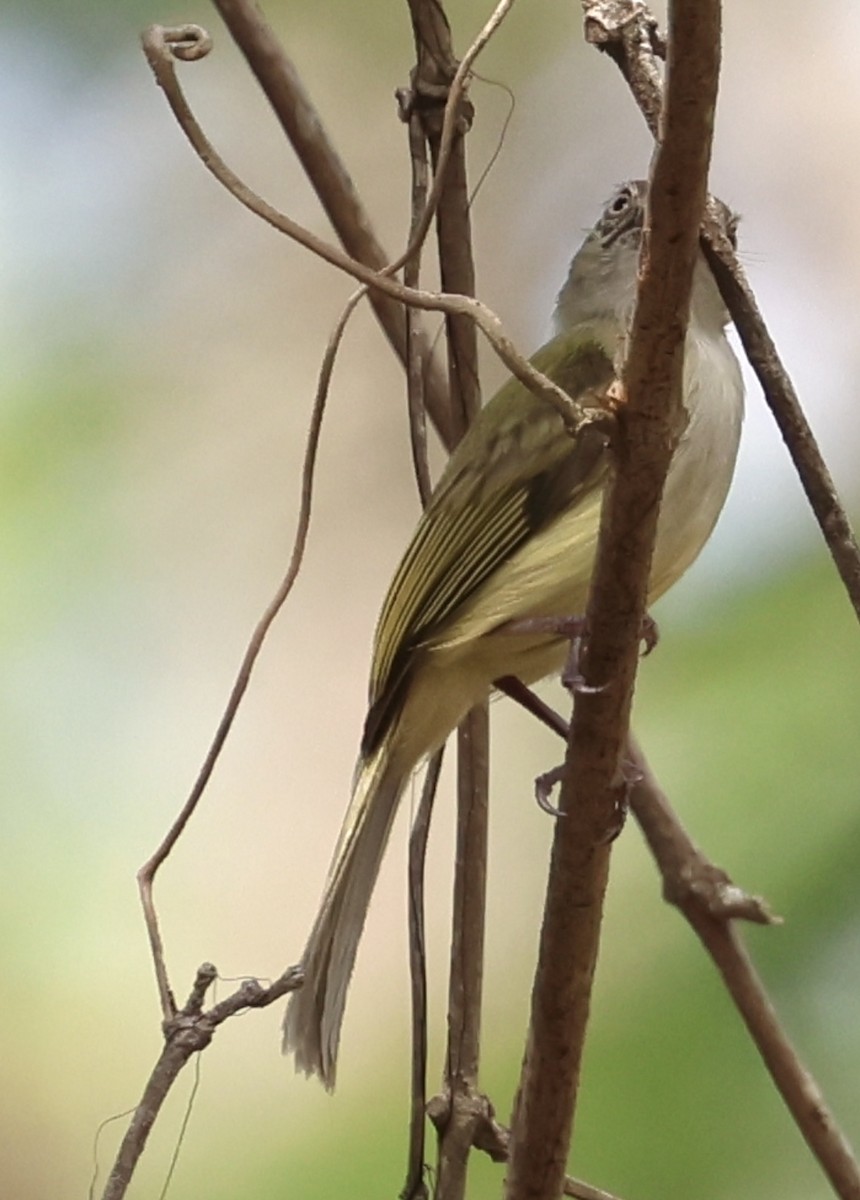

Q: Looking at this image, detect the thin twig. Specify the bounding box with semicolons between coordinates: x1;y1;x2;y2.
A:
582;0;860;623
403;106;434;507
401;6;493;1198
137;283;362;1019
403;751;444;1200
140;24;599;440
397;0;517;295
420;95;481;443
215;0;516;452
504;3;722;1197
209;0;455;447
402;93;435;1200
432;707;490;1200
464;73;517;207
701;225;860;624
401;0;505;429
138;0;508;1015
402;69;517;401
100;964;302;1200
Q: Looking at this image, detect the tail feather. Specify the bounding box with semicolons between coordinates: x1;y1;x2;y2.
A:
283;746;404;1089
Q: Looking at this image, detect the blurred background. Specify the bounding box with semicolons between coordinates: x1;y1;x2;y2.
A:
3;1;860;1197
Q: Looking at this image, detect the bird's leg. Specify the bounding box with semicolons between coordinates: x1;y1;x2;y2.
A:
496;613;660;695
496;645;654;829
494;615;598;693
560;617;600;695
494;677;569;816
564;611;659;682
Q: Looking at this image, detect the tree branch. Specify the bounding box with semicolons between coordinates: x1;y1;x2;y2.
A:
404;0;481;440
100;964;302;1200
432;708;490;1200
504;3;721;1196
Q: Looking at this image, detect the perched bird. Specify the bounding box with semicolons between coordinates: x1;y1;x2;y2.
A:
283;180;744;1088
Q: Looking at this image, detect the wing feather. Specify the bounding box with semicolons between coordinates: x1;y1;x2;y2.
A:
362;330;615;755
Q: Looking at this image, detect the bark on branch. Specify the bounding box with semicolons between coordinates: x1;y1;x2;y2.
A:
504;3;721;1196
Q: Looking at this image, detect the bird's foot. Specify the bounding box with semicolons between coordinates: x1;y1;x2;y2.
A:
535;763;565;816
534;757;634;833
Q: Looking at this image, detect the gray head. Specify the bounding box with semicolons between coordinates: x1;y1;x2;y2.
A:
554;180;736;335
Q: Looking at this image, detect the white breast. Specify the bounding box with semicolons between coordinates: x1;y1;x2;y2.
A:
649;323;744;600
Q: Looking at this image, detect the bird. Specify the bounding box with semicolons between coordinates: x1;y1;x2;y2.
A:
283;179;744;1088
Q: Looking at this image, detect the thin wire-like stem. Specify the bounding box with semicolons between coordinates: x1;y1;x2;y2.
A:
400;7;492;1198
210;0;454;447
395;0;519;288
401;95;435;1200
137;288;363;1018
210;0;517;452
404;109;434;508
140;24;597;439
403;751;445;1200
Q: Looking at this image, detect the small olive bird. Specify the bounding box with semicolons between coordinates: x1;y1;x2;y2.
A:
283;180;744;1088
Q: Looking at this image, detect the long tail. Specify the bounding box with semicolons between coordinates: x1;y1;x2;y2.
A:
282;743;405;1089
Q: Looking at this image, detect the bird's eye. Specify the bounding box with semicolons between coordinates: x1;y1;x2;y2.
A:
609;188;632;215
597;183;641;245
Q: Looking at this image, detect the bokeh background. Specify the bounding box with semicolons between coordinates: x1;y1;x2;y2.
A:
3;1;860;1197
